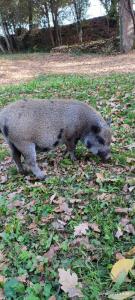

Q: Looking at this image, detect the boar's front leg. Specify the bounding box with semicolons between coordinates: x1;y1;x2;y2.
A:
65;138;77;161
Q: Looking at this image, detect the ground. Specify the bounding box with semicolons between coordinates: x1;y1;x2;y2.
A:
0;51;135;85
0;54;135;300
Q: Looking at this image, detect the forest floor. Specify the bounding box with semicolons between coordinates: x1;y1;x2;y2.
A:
0;73;135;299
0;50;135;85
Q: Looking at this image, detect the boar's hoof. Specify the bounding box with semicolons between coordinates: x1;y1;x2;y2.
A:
36;171;46;180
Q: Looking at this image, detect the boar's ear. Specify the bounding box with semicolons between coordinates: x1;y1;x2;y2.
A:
106;117;112;127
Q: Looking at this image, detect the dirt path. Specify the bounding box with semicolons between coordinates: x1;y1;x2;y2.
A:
0;51;135;85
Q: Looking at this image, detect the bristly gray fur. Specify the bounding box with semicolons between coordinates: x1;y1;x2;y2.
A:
0;99;112;179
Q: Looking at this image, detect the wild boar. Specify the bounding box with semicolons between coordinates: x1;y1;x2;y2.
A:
0;99;112;179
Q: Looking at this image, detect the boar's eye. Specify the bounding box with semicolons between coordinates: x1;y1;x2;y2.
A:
97;136;105;145
91;125;100;134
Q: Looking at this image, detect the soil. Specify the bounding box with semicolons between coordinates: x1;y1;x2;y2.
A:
0;51;135;85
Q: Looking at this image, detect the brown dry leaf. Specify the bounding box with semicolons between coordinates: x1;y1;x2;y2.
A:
8;200;24;209
74;222;89;237
126;246;135;257
0;175;8;184
126;142;135;150
52;196;65;205
97;193;114;201
58;268;83;298
71;236;95;251
96;172;104;182
108;291;135;300
124;224;135;235
48;296;56;300
111;259;134;282
28;222;38;232
25;200;36;209
41;214;54;224
52;220;66;231
115;207;130;214
50;193;57;203
36;263;44;273
0;260;8;271
0;252;5;263
55;202;72;215
44;245;59;262
127;157;135;163
89;223;101;233
0;288;5;300
115;227;123;239
115;252;125;260
16;275;27;283
120;217;130;226
129;186;135;192
69;198;82;204
0;276;6;284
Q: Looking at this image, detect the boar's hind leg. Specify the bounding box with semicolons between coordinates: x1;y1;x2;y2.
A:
9;142;24;174
24;143;45;179
15;142;45;180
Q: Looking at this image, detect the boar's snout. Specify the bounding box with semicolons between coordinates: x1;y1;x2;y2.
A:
98;150;111;161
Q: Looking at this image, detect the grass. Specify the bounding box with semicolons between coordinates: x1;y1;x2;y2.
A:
0;73;135;300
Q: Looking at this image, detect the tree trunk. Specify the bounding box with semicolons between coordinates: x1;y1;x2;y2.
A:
76;20;82;43
44;2;55;47
0;41;6;53
119;0;134;52
1;20;13;52
28;0;33;30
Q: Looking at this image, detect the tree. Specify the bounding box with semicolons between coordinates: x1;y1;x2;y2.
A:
28;0;33;30
119;0;135;52
71;0;89;42
99;0;118;32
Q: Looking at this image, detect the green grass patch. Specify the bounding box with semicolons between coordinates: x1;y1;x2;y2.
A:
0;73;135;299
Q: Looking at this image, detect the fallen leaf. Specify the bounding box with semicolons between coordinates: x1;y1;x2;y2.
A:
115;227;123;239
69;198;82;204
50;193;57;203
0;175;8;184
127;157;135;163
126;142;135;150
129;186;135;192
74;222;89;237
108;291;135;300
126;246;135;257
0;288;5;300
0;276;6;284
96;172;104;182
8;200;24;209
120;217;130;226
44;245;59;262
28;222;38;232
115;253;125;260
52;220;66;231
115;207;130;214
97;193;114;201
16;275;27;283
111;259;134;282
55;202;72;215
124;224;135;235
71;237;94;250
48;296;56;300
41;214;54;223
58;268;83;298
89;223;101;233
